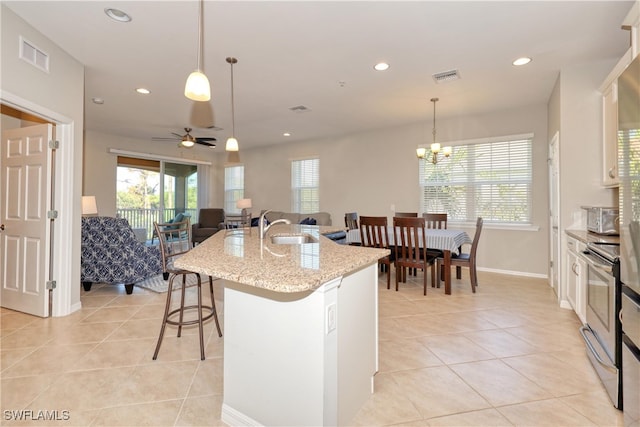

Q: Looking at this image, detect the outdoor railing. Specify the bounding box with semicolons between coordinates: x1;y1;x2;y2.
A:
116;208;198;240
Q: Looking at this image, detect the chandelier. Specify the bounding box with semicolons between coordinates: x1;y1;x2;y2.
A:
416;97;451;164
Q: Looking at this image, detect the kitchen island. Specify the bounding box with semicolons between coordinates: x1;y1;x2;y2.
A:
175;224;389;426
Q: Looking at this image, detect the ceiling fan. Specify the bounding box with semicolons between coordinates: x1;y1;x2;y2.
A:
152;128;216;148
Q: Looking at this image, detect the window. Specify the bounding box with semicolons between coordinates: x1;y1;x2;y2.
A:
291;158;319;213
225;165;244;214
419;134;533;224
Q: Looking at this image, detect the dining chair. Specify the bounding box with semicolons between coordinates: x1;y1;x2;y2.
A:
393;217;437;295
153;219;223;361
359;216;392;289
422;213;447;229
422;213;448;277
344;212;359;230
437;217;483;293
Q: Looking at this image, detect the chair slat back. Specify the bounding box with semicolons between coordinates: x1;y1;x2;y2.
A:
422;213;448;229
154;219;192;272
345;212;359;230
394;212;418;218
393;217;426;266
359;216;389;249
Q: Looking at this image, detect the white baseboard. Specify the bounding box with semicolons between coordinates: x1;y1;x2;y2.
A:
477;266;548;280
221;403;263;427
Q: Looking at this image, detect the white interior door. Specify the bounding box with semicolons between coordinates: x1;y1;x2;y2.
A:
1;124;53;317
548;132;560;295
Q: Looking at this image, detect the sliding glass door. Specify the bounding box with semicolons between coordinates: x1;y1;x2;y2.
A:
116;156;198;240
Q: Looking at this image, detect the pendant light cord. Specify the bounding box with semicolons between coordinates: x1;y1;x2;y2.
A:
230;61;235;136
197;0;203;71
432;97;437;144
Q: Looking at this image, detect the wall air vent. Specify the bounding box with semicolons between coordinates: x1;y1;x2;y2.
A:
432;69;460;84
19;36;50;73
289;105;311;113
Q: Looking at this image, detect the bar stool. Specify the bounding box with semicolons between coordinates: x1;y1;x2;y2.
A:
153;219;222;360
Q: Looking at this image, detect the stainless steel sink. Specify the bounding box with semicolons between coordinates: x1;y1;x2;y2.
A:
270;233;318;245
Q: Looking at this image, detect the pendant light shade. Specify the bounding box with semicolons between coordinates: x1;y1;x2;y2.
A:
185;71;210;102
226;57;239;152
225;137;239;152
185;0;210;102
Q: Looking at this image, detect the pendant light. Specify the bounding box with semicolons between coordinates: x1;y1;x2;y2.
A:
184;0;210;102
225;57;239;152
416;97;451;164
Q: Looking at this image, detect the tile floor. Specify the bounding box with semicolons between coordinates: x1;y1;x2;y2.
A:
0;270;624;426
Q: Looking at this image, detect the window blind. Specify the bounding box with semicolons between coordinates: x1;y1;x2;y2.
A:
224;165;244;214
419;134;533;224
291;158;319;213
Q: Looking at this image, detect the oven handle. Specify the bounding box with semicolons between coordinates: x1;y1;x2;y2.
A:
580;251;613;274
579;325;617;373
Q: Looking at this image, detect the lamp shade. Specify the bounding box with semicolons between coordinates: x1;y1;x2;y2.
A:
236;198;252;209
185;70;211;101
82;196;98;215
226;137;239;152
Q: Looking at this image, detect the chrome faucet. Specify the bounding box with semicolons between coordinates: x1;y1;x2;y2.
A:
259;210;291;240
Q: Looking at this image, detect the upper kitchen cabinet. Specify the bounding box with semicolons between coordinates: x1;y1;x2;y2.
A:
602;82;619;187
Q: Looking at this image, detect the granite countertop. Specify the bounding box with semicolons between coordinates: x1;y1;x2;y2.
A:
566;229;620;245
174;224;390;293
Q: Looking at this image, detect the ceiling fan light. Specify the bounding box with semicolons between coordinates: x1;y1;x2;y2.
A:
226;137;239;152
181;139;195;148
185;71;211;101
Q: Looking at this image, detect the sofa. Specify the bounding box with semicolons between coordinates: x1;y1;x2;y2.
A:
81;216;163;294
263;210;332;226
192;208;225;245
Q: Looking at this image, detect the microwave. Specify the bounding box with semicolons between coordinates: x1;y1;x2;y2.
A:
584;206;620;235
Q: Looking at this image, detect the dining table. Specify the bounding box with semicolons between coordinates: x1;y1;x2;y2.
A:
346;227;472;295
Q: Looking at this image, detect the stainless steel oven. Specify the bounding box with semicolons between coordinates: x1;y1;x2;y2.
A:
579;242;622;409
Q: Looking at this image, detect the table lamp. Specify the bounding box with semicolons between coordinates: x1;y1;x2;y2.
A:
82;196;98;216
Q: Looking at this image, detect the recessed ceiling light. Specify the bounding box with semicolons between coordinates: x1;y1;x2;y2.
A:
104;8;132;23
92;97;104;105
136;88;150;94
374;62;390;71
283;132;291;137
513;57;532;66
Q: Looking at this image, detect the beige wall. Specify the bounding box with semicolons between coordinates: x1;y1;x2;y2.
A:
230;104;550;277
1;5;84;315
83;130;221;218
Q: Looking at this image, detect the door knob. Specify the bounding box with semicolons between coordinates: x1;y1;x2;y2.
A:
0;224;4;231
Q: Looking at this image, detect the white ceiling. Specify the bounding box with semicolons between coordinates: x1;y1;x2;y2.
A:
5;1;636;150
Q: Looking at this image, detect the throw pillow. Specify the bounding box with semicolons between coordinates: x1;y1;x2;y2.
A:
300;217;317;225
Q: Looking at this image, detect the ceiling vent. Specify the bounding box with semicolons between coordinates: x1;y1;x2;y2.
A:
432;69;460;84
289;105;311;113
19;36;49;73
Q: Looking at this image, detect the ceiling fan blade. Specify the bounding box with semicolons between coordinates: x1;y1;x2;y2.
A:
195;140;216;147
171;132;184;138
195;137;217;142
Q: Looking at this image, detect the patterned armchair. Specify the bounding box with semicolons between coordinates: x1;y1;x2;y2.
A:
81;217;163;294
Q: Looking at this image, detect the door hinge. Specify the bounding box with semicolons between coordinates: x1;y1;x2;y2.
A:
49;140;59;150
47;210;58;219
46;280;56;290
550;260;554;268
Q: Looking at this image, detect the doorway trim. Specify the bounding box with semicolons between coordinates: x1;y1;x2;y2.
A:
1;89;80;316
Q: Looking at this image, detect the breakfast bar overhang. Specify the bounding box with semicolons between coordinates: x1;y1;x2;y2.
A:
175;225;389;426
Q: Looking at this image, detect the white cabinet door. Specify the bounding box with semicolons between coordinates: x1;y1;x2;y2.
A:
566;249;578;311
602;83;619;187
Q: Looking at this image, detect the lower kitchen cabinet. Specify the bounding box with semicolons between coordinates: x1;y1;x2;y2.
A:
566;235;587;323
